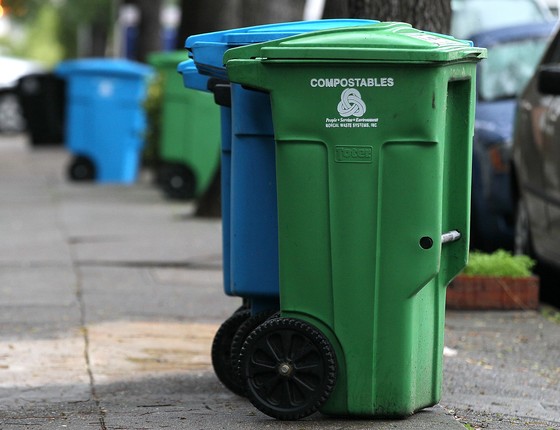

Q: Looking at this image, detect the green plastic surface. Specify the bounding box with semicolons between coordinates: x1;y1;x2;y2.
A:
148;51;220;196
223;22;485;64
225;23;485;417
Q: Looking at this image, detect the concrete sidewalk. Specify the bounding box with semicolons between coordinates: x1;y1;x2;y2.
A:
0;134;558;429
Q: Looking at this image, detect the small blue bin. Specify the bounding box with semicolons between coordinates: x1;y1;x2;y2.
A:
56;59;153;184
184;20;377;313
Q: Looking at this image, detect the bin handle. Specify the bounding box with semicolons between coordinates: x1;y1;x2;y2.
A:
441;230;461;244
419;230;461;249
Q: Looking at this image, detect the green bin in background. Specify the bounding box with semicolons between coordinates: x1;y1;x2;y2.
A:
225;22;486;420
148;51;220;199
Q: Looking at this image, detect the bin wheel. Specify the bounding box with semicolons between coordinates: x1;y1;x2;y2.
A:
239;317;337;420
230;309;278;394
211;308;251;396
68;156;95;181
161;164;196;200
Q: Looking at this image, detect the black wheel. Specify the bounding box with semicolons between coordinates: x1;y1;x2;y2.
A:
211;309;251;396
239;317;337;420
514;196;534;257
68;156;95;181
230;309;278;394
159;164;196;200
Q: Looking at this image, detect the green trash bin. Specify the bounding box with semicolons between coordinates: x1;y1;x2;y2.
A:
225;22;486;419
148;51;220;199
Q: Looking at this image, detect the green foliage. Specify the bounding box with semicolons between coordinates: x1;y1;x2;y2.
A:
3;0;113;25
462;250;536;278
1;0;114;60
0;3;64;65
19;4;63;65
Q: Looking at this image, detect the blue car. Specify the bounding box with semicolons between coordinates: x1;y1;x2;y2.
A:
468;22;556;251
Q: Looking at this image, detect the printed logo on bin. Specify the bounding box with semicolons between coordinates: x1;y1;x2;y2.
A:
98;80;114;98
337;88;366;118
335;145;373;163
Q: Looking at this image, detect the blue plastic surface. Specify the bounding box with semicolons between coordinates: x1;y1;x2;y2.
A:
177;59;211;92
184;20;378;312
229;83;278;312
186;19;377;79
56;58;153;78
56;58;153;184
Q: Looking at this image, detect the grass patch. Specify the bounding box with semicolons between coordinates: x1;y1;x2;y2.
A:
462;250;536;278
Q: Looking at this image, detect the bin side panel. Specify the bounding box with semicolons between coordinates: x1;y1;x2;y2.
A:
64;97;91;155
232;84;274;136
329;160;378;414
94;103;144;183
230;85;278;302
220;106;233;295
277;140;334;326
374;140;443;415
230;134;279;300
440;75;476;285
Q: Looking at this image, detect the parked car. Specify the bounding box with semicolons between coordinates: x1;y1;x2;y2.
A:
512;22;560;269
451;0;553;39
468;22;556;251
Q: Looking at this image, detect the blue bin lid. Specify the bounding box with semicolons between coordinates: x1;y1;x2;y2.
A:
56;58;153;79
185;19;378;79
177;59;211;92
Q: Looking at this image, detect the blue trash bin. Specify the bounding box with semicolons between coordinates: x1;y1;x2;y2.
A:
56;59;153;184
182;19;379;397
184;20;378;313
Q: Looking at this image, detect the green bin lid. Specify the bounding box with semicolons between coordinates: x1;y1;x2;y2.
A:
224;22;486;64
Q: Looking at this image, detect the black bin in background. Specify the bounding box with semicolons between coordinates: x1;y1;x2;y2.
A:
17;73;66;145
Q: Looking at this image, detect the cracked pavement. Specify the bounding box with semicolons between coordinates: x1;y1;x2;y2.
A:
0;134;558;429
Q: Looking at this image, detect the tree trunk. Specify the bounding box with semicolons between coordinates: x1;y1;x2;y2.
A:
90;22;109;56
177;0;308;217
322;0;349;18
240;0;305;26
194;167;222;218
323;0;451;34
136;0;163;62
175;0;242;217
366;0;451;34
175;0;241;46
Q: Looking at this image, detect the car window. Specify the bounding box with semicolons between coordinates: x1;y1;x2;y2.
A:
479;36;550;100
452;0;552;38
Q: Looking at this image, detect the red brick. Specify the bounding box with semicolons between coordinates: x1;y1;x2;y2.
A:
446;275;540;310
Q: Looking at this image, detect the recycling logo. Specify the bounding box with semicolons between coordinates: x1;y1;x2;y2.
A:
337;88;366;118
